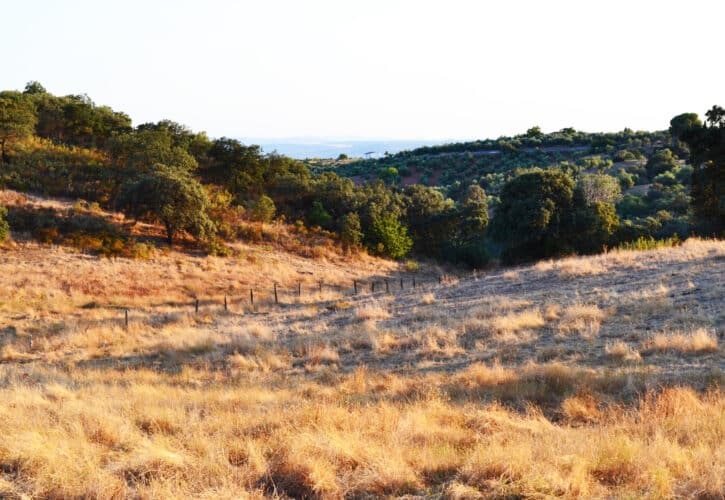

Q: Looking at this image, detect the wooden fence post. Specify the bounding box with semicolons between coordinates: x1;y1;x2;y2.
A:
274;283;278;304
298;282;301;297
250;288;254;305
400;277;404;290
319;280;323;293
125;308;129;328
385;279;389;293
371;281;375;293
195;298;199;313
224;294;228;311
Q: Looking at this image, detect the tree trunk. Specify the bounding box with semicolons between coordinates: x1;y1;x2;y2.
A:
164;221;174;246
0;138;7;164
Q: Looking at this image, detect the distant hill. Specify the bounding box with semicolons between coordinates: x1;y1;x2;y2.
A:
247;138;446;160
304;128;670;195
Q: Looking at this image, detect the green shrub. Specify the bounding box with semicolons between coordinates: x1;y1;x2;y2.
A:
340;212;363;249
205;238;232;256
404;260;420;272
249;195;276;223
369;214;412;259
0;206;9;242
616;235;681;251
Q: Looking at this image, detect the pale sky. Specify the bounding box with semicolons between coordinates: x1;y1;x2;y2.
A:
2;0;723;140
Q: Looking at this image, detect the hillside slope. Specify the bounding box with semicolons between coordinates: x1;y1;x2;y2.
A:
0;237;722;497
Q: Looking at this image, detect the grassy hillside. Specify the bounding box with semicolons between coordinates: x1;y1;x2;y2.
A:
0;234;722;497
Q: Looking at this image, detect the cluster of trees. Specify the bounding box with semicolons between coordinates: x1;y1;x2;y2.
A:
670;107;725;236
0;82;722;263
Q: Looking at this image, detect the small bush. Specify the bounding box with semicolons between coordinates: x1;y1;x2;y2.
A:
404;260;420;272
616;235;681;251
205;238;232;257
0;206;9;242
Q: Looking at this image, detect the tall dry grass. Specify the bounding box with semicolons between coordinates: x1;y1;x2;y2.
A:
0;236;722;497
0;366;722;498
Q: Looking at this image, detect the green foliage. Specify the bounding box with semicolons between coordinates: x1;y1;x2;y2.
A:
616;235;681;251
118;165;215;245
369;213;412;259
0;206;9;242
0;92;37;163
23;81;47;95
28;89;131;149
613;149;643;162
403;184;452;257
108;128;198;192
669;113;701;142
449;183;491;266
653;171;677;186
493;170;620;261
672;106;725;236
617;194;649;218
525;126;543;137
570;201;619;254
493;170;575;260
404;260;420;272
617;168;636;189
249;195;276;223
340;212;363;249
378;166;399;184
0;81;704;265
577;173;622;204
646;149;679;179
308;200;333;228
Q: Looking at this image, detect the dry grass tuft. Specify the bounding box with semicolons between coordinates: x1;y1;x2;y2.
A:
307;344;340;365
557;304;606;338
605;341;642;363
355;302;392;320
644;329;719;355
420;293;436;305
490;309;545;335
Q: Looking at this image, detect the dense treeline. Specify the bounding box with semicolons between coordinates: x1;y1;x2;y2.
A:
0;82;722;264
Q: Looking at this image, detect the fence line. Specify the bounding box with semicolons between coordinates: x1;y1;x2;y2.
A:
119;274;451;327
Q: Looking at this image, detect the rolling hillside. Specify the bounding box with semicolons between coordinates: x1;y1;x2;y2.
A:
0;227;722;497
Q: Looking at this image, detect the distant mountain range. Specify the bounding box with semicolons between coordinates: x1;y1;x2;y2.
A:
242;138;451;159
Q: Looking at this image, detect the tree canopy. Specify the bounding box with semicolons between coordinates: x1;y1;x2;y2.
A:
118;165;215;245
0;93;37;163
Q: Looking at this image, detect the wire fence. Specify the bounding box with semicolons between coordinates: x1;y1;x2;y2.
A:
116;274;451;328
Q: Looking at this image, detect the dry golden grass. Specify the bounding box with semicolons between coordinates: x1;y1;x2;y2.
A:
644;328;719;355
490;309;545;335
354;302;392;320
605;340;642;363
0;234;722;498
557;304;607;338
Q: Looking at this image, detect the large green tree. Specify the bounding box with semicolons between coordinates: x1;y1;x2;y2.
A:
445;184;490;266
0;93;37;164
118;165;215;245
108;128;198;197
671;106;725;235
403;184;452;257
492;170;576;260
